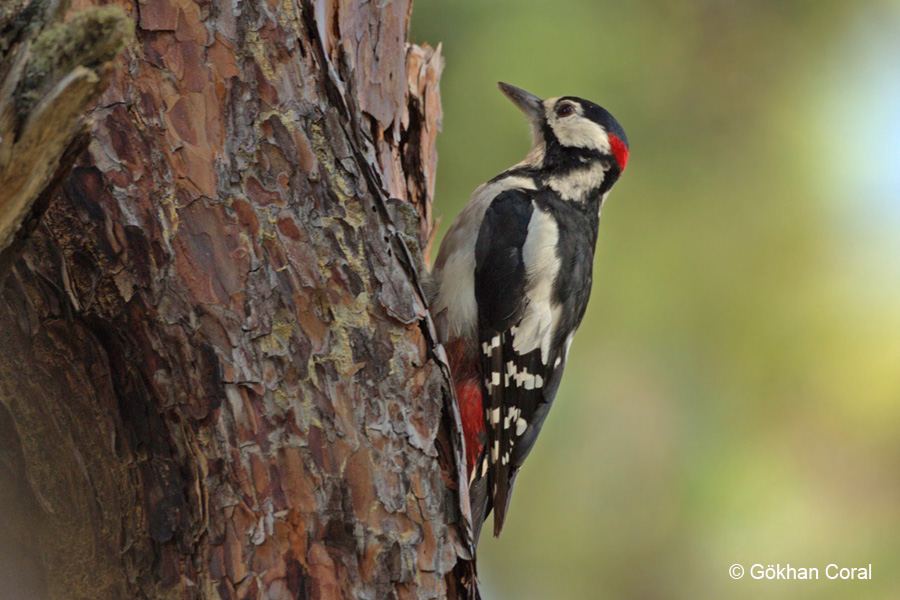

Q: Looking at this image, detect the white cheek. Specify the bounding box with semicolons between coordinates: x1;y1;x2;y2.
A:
550;115;611;153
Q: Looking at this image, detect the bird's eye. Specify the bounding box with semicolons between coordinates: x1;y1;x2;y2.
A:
556;103;575;118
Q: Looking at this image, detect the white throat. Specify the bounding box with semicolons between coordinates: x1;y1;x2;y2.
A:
546;161;608;201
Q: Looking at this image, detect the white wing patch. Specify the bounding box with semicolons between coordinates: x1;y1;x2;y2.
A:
564;332;575;359
515;418;527;436
504;360;545;389
513;205;562;363
482;334;501;356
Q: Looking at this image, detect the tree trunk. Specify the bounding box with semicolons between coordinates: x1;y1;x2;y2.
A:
0;1;477;599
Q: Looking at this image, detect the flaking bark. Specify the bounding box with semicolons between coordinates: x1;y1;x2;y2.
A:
0;1;477;598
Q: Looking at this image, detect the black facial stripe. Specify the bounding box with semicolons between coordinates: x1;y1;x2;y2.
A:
539;122;610;170
489;167;539;183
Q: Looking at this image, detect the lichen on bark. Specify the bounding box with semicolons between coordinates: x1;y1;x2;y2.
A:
0;0;476;599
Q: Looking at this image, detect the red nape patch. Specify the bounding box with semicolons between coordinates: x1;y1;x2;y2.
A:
456;379;485;472
610;135;629;171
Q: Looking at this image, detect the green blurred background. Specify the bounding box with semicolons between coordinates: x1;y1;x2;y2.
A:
413;1;900;598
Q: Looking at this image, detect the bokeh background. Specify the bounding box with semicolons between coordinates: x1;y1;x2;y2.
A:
413;1;900;598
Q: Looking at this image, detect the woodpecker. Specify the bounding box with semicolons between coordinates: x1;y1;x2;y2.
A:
431;83;629;542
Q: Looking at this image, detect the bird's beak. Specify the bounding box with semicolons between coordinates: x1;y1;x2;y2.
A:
498;82;544;122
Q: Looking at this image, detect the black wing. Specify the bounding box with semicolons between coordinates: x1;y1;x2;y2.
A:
471;188;570;540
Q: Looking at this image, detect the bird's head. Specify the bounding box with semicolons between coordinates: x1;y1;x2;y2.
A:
499;82;629;187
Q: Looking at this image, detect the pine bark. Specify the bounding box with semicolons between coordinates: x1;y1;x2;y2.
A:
0;1;476;599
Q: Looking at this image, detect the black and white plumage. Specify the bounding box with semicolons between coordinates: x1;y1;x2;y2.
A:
432;83;629;542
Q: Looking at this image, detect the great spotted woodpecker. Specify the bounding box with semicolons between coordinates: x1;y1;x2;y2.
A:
431;83;629;542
